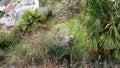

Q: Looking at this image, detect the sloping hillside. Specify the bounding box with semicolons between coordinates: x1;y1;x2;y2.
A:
0;0;120;68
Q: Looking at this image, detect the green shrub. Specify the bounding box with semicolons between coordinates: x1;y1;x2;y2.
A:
48;44;70;62
0;32;16;50
11;10;47;39
18;10;46;32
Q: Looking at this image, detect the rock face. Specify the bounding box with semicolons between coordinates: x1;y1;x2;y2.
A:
52;0;81;23
0;0;40;32
0;0;11;6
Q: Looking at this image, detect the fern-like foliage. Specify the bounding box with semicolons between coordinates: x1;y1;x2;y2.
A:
81;0;120;59
19;9;46;31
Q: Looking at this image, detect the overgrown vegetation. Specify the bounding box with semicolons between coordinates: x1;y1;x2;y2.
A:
16;10;46;32
80;0;120;67
12;10;47;39
0;32;16;50
0;0;120;68
1;17;87;67
0;32;17;66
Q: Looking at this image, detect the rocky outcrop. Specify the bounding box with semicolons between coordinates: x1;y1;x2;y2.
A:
0;0;11;6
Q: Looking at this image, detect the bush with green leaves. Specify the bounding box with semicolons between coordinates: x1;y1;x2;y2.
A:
81;0;120;64
17;10;46;32
48;44;70;63
0;32;16;50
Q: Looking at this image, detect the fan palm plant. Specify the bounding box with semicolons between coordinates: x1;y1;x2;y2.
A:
18;10;46;32
82;0;120;60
